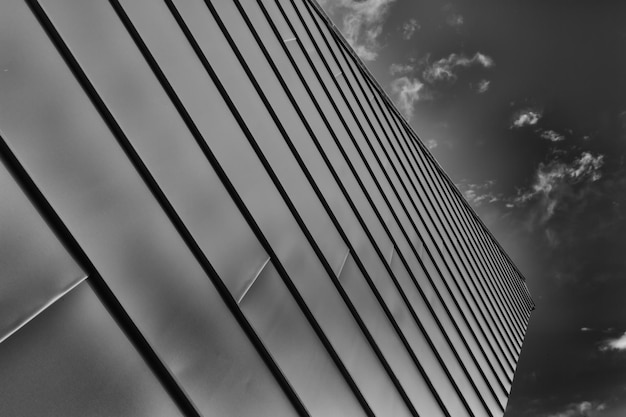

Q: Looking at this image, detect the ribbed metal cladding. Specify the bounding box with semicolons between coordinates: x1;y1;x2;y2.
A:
0;0;534;416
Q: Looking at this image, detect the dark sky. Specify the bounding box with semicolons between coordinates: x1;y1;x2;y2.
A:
319;0;626;415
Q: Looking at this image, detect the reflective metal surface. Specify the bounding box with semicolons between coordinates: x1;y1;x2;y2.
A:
0;0;533;415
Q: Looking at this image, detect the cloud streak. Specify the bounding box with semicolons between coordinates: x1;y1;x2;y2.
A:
390;76;428;120
319;0;395;61
511;108;542;128
459;179;501;206
476;79;491;93
547;401;606;417
600;332;626;352
514;152;604;224
401;18;420;40
389;62;414;76
423;52;494;84
539;129;565;142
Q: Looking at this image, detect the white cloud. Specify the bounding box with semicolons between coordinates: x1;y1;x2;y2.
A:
581;327;592;332
476;79;491;93
540;129;565;142
423;52;494;83
547;401;607;417
389;62;414;76
390;76;428;120
571;152;604;180
320;0;395;61
459;180;501;206
401;18;420;40
511;109;542;128
600;332;626;352
514;152;604;223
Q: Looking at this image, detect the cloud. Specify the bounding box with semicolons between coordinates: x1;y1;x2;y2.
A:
390;76;428;120
401;18;420;40
476;79;491;93
319;0;395;61
446;13;464;27
600;332;626;352
459;179;501;206
389;62;415;76
423;52;494;84
547;401;606;417
581;327;592;332
511;108;542;128
539;129;566;142
513;152;604;224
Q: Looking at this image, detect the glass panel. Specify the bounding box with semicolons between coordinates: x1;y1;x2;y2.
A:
0;282;183;417
0;2;298;415
240;261;365;417
0;153;85;343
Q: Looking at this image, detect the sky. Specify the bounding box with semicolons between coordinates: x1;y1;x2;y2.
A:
318;0;626;415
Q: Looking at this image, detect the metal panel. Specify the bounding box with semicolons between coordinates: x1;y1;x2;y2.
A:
0;2;298;414
338;253;446;417
0;0;533;414
164;2;415;415
0;282;183;417
39;0;269;302
0;160;85;342
241;261;365;417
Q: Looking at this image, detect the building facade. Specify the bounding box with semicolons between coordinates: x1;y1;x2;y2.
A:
0;0;533;416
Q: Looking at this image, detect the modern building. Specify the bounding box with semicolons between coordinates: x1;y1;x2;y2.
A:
0;0;534;416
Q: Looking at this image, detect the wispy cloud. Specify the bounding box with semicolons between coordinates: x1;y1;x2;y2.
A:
423;52;494;84
547;401;606;417
600;332;626;352
513;152;605;224
319;0;395;61
401;18;420;40
389;62;415;76
459;179;501;206
390;76;428;120
539;129;565;142
476;79;491;93
511;108;542;128
581;327;592;332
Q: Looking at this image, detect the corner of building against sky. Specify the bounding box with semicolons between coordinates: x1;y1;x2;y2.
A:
318;0;626;416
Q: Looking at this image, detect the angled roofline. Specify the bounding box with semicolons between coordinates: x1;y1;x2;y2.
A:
305;0;535;309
